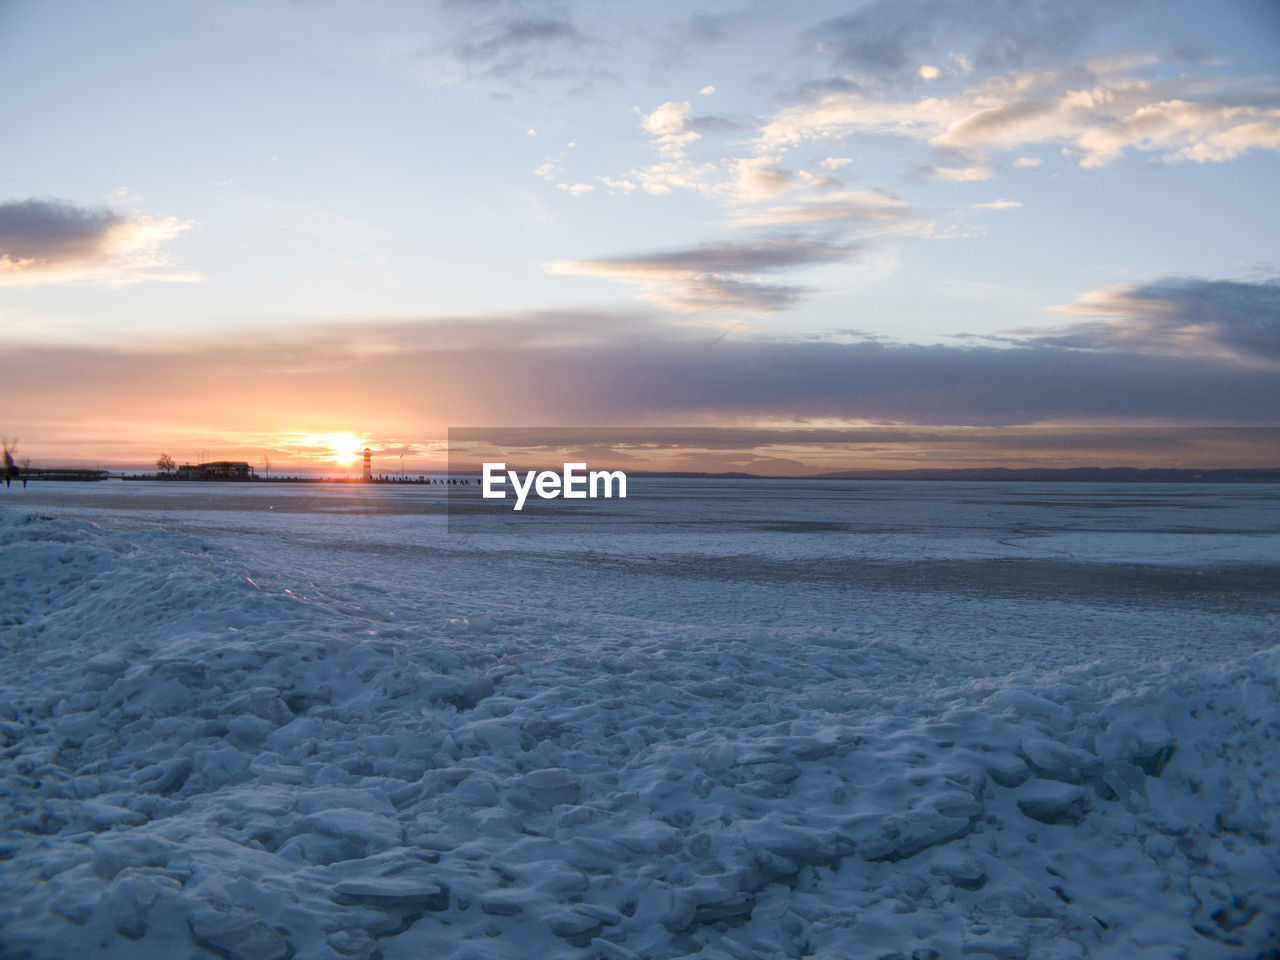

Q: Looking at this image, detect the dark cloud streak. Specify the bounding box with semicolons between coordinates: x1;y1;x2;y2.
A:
546;238;857;312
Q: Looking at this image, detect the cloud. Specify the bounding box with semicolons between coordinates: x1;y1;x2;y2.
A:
759;57;1280;169
971;198;1022;210
641;100;702;157
630;160;719;196
700;85;716;96
557;182;594;196
730;190;914;228
653;12;735;68
728;156;798;201
4;311;1278;442
545;238;856;312
1030;276;1280;366
643;100;693;136
801;0;1104;87
924;164;993;181
598;176;637;194
452;13;586;77
447;424;1277;473
0;198;195;288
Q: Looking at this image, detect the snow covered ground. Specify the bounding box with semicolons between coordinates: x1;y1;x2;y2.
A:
1;480;1277;959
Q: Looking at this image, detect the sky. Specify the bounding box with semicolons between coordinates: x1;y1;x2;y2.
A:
1;0;1278;473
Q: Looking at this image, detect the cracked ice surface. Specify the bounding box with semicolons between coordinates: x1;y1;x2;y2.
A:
0;480;1277;959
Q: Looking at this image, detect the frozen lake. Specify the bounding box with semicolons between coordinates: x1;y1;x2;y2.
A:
1;480;1278;958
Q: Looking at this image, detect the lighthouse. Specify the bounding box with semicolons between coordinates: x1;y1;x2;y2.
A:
362;448;372;481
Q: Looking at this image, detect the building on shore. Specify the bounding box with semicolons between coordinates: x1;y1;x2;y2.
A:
176;461;256;480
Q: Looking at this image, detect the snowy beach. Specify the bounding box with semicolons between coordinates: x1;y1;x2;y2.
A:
1;480;1277;959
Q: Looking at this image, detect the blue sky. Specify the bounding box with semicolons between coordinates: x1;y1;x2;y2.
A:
1;0;1278;469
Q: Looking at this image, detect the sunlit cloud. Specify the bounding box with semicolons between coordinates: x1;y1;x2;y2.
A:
757;59;1280;169
925;164;993;182
727;156;798;201
0;198;196;288
729;190;914;228
641;100;701;157
598;176;637;194
630;160;720;196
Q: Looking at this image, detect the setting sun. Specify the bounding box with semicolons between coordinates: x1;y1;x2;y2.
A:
282;432;369;466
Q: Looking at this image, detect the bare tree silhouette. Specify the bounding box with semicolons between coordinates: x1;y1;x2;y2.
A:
2;439;18;489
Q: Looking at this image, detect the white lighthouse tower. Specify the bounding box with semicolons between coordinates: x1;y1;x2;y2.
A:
362;448;372;482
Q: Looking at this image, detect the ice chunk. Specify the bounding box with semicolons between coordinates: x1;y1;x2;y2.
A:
612;819;681;855
333;877;449;911
982;752;1029;788
187;902;290;960
79;799;147;830
591;939;643;960
929;851;988;890
299;808;402;850
227;714;275;745
1016;782;1088;825
298;788;395;816
480;892;525;916
524;766;577;791
1019;737;1098;784
104;868;179;940
85;653;128;676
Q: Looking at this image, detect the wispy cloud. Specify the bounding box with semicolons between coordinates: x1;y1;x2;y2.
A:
729;190;914;228
545;238;856;312
0;198;196;288
451;13;587;79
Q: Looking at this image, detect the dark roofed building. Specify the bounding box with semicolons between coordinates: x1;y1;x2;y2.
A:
176;461;256;480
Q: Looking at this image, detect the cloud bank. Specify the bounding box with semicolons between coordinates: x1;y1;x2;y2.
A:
4;278;1278;436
